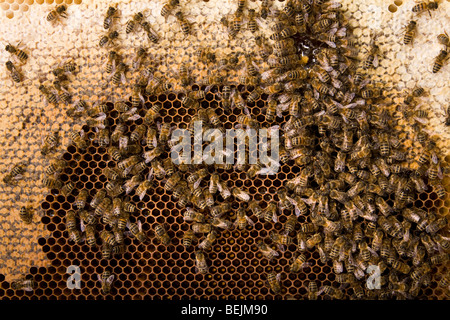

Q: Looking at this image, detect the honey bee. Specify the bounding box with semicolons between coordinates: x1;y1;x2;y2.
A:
101;243;113;260
19;206;33;224
237;113;259;128
126;11;144;34
219;85;232;110
254;240;278;261
363;36;380;70
95;128;110;148
403;20;417;45
180;229;196;248
81;222;97;243
98;269;114;295
104;50;119;74
194;250;209;274
125;220;145;243
67;216;82;243
115;209;129;230
230;187;250;202
90;189;106;209
5;42;28;64
3;162;27;184
151;223;169;245
52;80;72;105
11;278;36;292
198;230;219;250
290;252;310;273
234;208;254;230
99;31;119;47
143;104;162;126
43;176;64;190
236;0;246;15
60;181;75;197
391;259;411;274
38;84;58;106
70;130;88;150
437;31;449;49
425;217;448;234
183;207;205;223
305;233;322;250
141;21;159;43
65;209;78;229
103;4;118;29
226;12;243;38
161;0;179;19
431;182;446;199
175;11;191;35
5;60;24;84
79;208;97;227
307;281;318;300
432;49;448;73
67;99;88;118
318;285;344;299
261;202;277;223
141;145;162;164
100;230;116;248
412;1;439;16
210;217;233;230
46;4;68;23
266;272;281;294
247;9;258;33
132;180;151;200
164;171;182;192
158;122;172;144
270;26;297;41
110;62;127;86
270;230;292;252
244;200;264;219
94;197;111;217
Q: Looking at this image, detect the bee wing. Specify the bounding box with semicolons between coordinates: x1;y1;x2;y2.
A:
372;54;379;68
328;27;337;36
106;275;115;285
80;220;86;232
437;164;444;180
272;211;278;223
246;216;255;227
119;136;129;150
138;188;147;201
313;89;320;100
120;72;127;85
137;219;142;232
325;41;336;48
97;274;103;283
193;177;203;190
368;246;379;258
209;178;216;194
147;168;154;181
336;27;347;38
411;114;427;124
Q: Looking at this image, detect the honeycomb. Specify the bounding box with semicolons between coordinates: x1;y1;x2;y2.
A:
0;0;82;19
0;0;449;300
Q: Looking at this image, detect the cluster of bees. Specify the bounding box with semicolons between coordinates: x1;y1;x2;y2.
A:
402;1;449;73
2;0;450;299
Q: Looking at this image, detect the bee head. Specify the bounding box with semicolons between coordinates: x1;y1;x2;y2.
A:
429;2;438;10
107;6;117;16
56;4;67;13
